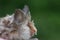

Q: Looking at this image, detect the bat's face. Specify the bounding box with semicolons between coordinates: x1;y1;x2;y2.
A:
0;25;10;40
0;24;18;40
0;5;34;40
0;15;14;40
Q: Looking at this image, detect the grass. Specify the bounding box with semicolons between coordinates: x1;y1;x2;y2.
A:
31;11;60;40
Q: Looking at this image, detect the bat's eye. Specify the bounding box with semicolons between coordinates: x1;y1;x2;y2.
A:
7;21;10;24
5;33;9;36
7;26;11;28
3;20;10;26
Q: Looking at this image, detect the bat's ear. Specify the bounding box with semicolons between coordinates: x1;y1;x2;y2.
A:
22;5;29;14
14;9;24;22
23;5;31;21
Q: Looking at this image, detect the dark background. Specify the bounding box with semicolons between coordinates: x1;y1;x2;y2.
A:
0;0;60;40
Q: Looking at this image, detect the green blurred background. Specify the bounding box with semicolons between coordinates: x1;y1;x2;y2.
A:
0;0;60;40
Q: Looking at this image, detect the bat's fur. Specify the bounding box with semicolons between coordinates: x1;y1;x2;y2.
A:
0;5;38;40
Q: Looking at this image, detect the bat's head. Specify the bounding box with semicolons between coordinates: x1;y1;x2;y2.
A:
14;5;31;25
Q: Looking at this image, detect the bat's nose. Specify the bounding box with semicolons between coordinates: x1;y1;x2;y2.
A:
0;33;2;35
0;32;8;40
0;31;2;35
0;33;2;36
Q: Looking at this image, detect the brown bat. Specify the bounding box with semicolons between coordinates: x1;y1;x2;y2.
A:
0;5;38;40
12;5;37;40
